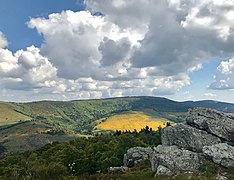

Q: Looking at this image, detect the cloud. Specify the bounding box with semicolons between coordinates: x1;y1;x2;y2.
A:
85;0;234;95
0;32;8;49
86;0;234;63
28;10;140;80
25;8;190;99
0;45;60;92
210;57;234;89
85;0;151;31
99;37;131;67
0;49;18;76
130;0;234;75
203;92;217;97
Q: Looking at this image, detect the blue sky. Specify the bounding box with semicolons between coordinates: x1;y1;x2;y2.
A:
0;0;234;102
0;0;84;51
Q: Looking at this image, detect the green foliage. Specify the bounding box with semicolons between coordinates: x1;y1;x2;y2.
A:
0;128;234;179
0;130;161;179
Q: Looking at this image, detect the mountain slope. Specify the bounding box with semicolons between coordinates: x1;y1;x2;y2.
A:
0;120;81;152
0;102;31;127
0;96;234;134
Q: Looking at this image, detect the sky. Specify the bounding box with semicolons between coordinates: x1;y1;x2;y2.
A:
0;0;234;102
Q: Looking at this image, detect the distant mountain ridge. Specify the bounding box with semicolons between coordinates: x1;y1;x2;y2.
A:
0;96;233;132
87;96;234;112
1;96;234;130
182;99;234;112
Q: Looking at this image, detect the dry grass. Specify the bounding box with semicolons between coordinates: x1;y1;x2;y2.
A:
94;111;175;132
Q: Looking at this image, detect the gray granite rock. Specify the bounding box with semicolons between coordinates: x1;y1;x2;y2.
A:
123;147;153;167
151;145;203;173
186;107;234;142
107;166;129;173
202;143;234;168
161;123;221;152
155;165;173;176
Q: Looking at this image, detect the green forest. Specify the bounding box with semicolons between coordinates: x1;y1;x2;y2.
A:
0;127;161;179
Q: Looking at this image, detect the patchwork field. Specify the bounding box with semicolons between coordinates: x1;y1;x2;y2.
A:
0;103;31;126
94;111;175;132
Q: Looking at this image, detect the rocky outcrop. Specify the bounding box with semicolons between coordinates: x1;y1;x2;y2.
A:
161;123;221;152
122;107;234;177
202;143;234;168
123;147;153;167
151;145;203;174
186;107;234;142
42;129;65;135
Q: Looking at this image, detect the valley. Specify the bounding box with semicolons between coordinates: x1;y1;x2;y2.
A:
0;96;234;153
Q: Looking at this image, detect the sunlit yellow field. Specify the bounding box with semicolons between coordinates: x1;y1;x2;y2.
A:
94;111;175;132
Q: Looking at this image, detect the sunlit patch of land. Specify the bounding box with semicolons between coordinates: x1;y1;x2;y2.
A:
94;111;175;132
0;103;31;126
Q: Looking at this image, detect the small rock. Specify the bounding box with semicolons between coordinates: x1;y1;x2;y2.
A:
108;166;129;173
156;165;173;176
216;175;228;180
123;147;153;167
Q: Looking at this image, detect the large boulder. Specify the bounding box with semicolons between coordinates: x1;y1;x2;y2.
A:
151;145;203;173
202;143;234;168
123;147;153;167
161;123;221;152
186;107;234;142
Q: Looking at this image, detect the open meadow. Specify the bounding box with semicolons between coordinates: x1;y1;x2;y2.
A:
94;111;175;132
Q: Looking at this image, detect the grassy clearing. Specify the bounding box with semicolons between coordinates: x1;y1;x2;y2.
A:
94;111;175;132
0;103;31;126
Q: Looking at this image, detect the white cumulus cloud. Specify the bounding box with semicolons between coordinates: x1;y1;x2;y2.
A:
26;8;190;98
210;57;234;89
